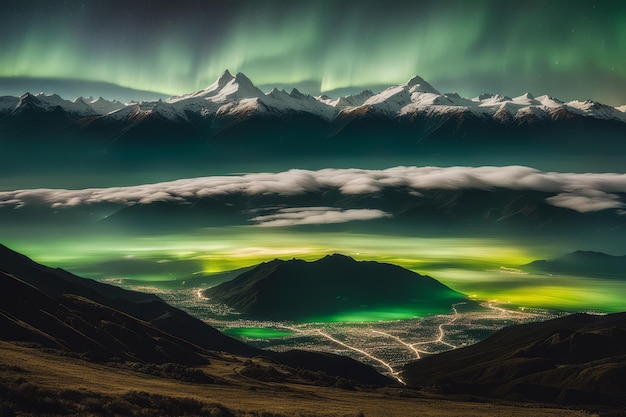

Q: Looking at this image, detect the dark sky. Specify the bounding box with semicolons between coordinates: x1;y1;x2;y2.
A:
1;0;624;104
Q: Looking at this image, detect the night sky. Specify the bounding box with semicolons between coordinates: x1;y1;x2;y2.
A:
1;0;624;104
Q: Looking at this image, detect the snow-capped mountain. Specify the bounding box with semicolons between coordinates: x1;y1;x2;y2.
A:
3;70;625;125
0;93;125;117
167;70;264;104
2;70;625;147
84;96;127;114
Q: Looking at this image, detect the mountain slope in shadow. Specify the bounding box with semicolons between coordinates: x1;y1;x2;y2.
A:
204;254;469;321
0;243;255;363
0;244;391;385
401;312;626;406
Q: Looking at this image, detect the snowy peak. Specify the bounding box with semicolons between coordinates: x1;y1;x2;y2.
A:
217;69;235;87
474;93;512;105
203;69;235;94
168;70;264;104
212;72;264;102
233;72;252;86
260;85;336;121
12;92;96;117
318;90;374;108
512;92;539;106
535;95;563;108
363;74;442;114
13;93;42;113
405;75;440;95
566;99;626;121
87;97;126;114
167;69;235;103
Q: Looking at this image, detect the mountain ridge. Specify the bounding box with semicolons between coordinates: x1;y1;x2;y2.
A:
203;254;468;321
3;70;625;174
3;70;625;125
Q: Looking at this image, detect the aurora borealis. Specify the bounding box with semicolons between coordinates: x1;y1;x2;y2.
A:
1;0;625;105
1;0;625;323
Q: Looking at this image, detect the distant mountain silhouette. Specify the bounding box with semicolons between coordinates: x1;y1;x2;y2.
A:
0;244;391;385
204;254;468;321
401;312;626;406
525;250;626;279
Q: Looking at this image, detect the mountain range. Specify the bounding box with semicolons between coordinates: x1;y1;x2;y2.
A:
203;254;468;321
2;70;625;174
3;70;625;126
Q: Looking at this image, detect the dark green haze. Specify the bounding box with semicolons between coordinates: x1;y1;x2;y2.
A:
0;0;624;104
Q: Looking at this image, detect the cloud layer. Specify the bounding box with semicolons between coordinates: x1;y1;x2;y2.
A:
1;166;625;214
250;207;391;227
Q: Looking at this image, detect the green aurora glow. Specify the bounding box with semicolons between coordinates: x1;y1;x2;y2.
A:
223;327;294;339
1;0;625;104
6;229;625;314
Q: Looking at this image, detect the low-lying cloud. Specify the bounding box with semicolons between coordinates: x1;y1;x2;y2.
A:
250;207;392;227
1;166;625;214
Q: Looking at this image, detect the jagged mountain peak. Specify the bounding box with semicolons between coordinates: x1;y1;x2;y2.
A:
217;69;234;84
233;71;253;85
290;88;306;98
405;75;440;94
19;92;37;100
513;92;538;103
203;69;235;92
208;71;264;102
477;93;496;100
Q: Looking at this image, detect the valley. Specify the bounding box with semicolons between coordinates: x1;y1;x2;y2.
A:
154;285;558;381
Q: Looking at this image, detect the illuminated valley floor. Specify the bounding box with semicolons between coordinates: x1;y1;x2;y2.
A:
137;286;560;381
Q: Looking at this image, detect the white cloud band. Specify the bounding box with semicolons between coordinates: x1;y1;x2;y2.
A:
250;207;392;227
1;166;625;213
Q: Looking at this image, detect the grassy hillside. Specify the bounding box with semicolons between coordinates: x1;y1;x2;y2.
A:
0;341;590;417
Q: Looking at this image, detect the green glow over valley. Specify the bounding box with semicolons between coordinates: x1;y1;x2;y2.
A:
307;307;446;323
223;328;295;339
6;228;625;314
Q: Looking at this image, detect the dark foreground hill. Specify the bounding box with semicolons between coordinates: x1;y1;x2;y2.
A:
0;244;389;385
0;341;587;417
525;250;626;279
0;243;254;364
401;312;626;407
204;254;468;321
